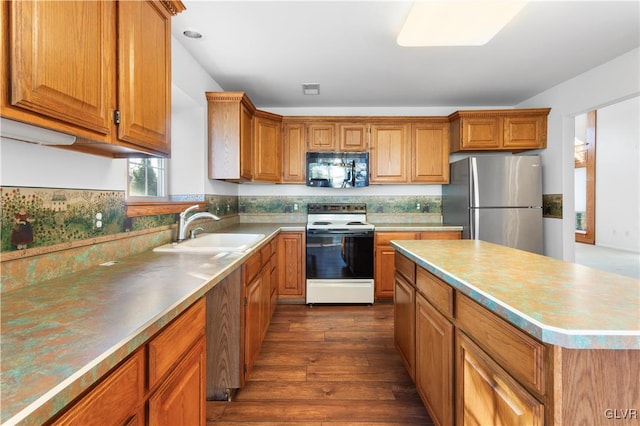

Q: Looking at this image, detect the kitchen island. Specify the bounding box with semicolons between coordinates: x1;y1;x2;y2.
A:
390;239;639;425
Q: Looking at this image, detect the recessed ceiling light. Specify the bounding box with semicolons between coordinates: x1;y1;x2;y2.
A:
302;83;320;95
183;29;203;39
397;1;527;47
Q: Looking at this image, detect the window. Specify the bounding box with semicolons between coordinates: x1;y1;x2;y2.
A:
127;158;167;199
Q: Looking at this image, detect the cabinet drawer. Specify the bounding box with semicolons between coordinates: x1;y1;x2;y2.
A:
148;299;206;389
260;241;272;267
456;294;545;395
395;253;416;284
418;231;461;240
243;251;262;284
375;232;418;246
52;350;145;425
416;267;453;318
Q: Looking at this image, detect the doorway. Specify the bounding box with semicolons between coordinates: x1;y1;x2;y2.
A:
574;110;596;244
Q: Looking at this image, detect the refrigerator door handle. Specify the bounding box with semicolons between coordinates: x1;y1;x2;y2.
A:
470;158;480;240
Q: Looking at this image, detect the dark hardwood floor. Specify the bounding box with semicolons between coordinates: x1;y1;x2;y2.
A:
206;303;434;425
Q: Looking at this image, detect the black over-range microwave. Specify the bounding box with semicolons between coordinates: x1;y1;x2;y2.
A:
306;152;369;188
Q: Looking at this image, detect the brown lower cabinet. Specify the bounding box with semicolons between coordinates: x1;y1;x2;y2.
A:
50;299;206;426
205;236;278;400
395;252;640;426
375;230;461;299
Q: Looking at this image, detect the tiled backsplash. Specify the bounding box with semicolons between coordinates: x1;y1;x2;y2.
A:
1;187;445;253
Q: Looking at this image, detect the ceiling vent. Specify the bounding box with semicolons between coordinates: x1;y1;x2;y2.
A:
302;83;320;95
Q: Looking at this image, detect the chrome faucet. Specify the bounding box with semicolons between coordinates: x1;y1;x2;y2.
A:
178;205;220;241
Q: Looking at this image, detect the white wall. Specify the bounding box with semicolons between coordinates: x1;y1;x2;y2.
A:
171;36;238;197
595;96;640;252
517;47;640;260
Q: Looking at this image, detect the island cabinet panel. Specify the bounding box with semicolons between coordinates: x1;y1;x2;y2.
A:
416;293;454;426
553;347;640;426
282;122;306;183
277;231;305;300
416;267;453;318
456;293;546;395
50;350;145;426
411;122;450;183
369;123;410;183
394;270;416;380
2;0;183;157
456;331;544;426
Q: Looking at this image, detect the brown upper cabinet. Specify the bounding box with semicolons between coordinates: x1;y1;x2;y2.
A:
305;120;369;152
282;121;306;183
206;92;548;184
1;0;184;158
253;111;283;183
207;92;283;182
306;122;336;151
411;121;450;184
448;108;550;153
207;92;256;181
338;123;368;151
369;123;411;183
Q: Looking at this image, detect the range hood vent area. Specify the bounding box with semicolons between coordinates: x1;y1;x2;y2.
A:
0;117;76;146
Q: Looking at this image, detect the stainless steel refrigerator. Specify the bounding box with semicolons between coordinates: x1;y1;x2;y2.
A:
442;155;543;254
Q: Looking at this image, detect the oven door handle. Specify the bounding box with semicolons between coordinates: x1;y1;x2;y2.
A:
307;229;373;236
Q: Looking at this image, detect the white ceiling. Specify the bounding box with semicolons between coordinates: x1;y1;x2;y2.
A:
171;1;640;109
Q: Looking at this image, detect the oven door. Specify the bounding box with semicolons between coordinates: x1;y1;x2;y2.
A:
306;229;374;279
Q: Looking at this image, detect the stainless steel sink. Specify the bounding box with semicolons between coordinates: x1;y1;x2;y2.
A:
153;233;265;253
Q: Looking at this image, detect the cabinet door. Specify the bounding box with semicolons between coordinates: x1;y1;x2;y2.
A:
502;115;547;149
456;331;543;426
253;116;282;182
338;123;368;151
461;116;501;149
244;275;262;381
307;123;336;151
370;123;410;183
148;337;206;426
374;246;396;299
52;350;145;426
5;1;115;137
411;123;449;183
117;1;172;155
394;272;415;380
277;232;305;298
416;294;454;426
282;122;306;183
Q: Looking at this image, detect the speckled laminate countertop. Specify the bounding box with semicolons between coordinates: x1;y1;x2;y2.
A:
391;239;640;350
0;223;295;425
